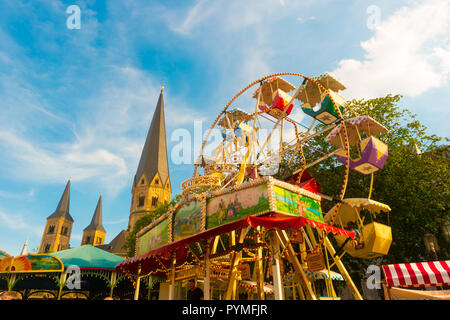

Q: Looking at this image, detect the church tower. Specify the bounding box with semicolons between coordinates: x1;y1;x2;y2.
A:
81;195;106;246
39;180;74;253
129;86;171;230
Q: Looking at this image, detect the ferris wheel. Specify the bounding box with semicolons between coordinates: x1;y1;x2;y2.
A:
182;72;392;261
185;73;350;199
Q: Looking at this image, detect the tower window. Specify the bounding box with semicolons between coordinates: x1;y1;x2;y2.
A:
44;244;51;252
48;225;55;234
155;179;159;185
86;236;91;244
61;227;68;235
138;196;145;207
141;179;145;185
152;197;158;206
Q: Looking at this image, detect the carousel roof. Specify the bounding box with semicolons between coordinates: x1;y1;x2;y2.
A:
218;108;250;129
326;116;388;148
324;198;391;225
52;245;125;270
296;73;346;106
252;76;296;106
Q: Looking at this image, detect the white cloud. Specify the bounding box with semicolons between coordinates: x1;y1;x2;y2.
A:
170;0;216;35
0;209;43;237
332;0;450;99
0;65;203;196
0;189;35;200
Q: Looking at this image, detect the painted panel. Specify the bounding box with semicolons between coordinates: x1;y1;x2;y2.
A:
136;219;169;255
273;185;323;222
206;184;270;229
0;254;63;273
173;201;202;242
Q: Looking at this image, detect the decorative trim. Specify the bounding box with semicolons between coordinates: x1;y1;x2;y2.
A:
271;178;322;201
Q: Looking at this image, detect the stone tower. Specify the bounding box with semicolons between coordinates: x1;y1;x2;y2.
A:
128;86;171;230
39;180;74;253
81;195;106;246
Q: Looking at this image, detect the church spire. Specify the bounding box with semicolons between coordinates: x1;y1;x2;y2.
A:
19;237;28;256
134;88;170;187
47;180;73;222
128;86;172;230
83;195;105;233
81;195;106;246
39;180;74;253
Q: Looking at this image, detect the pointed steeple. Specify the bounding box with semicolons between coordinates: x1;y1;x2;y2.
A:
47;180;74;222
134;87;170;187
19;237;28;256
84;195;105;232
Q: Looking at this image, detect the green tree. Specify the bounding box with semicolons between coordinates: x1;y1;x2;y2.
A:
288;94;449;287
124;195;182;257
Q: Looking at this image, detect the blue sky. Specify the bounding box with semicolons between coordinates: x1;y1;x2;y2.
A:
0;0;448;255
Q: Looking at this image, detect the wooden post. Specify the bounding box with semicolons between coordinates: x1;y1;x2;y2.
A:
383;283;391;300
323;236;363;300
269;230;283;300
255;226;265;300
169;253;176;300
276;229;317;300
134;265;142;301
204;243;211;300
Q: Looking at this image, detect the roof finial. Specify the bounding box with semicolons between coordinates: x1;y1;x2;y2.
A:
160;81;164;93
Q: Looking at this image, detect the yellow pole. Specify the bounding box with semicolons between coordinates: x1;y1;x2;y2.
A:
57;271;66;300
255;226;265;300
110;271;117;298
276;230;317;300
323;236;363;300
169;254;176;300
224;227;249;299
204;244;211;300
134;265;142;301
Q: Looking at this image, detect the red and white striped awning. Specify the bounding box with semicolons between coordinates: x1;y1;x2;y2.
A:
382;261;450;288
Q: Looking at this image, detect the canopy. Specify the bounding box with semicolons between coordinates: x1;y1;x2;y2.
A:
324;198;391;226
52;245;125;270
382;260;450;288
116;213;354;276
252;76;296;106
218;108;250;129
296;73;346;106
326;116;388;148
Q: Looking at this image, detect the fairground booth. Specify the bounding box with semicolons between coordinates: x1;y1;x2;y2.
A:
382;260;450;300
0;245;134;300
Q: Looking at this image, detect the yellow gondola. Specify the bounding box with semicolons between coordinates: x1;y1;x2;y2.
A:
324;198;392;259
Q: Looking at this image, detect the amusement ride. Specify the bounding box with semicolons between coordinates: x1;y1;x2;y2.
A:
117;72;392;300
